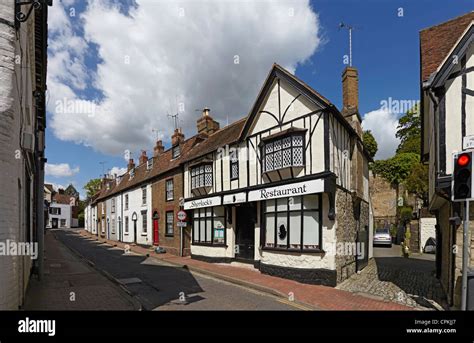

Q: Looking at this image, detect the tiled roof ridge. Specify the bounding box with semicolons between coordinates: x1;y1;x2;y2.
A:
420;11;474;32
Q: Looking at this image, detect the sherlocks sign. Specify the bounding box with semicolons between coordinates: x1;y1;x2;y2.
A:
248;179;324;202
184;196;221;210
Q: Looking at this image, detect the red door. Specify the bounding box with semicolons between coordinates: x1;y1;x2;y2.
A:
153;218;159;245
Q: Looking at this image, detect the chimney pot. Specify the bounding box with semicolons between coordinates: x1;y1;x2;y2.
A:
139;150;148;165
197;108;220;136
171;128;185;146
127;158;135;171
154;140;164;157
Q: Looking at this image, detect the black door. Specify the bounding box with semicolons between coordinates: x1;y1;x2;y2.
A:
52;218;58;229
235;205;256;261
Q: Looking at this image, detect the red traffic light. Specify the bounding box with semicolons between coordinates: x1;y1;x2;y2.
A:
458;153;471;167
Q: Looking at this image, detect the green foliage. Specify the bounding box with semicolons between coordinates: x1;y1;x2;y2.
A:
405;163;429;205
399;206;413;225
363;130;378;159
371;153;420;185
390;225;397;238
396;103;420;153
83;178;101;199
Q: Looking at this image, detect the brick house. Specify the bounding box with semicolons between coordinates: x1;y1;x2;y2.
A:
420;11;474;308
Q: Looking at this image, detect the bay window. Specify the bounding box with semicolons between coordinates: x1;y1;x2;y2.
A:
263;194;321;251
262;133;304;173
191;164;213;190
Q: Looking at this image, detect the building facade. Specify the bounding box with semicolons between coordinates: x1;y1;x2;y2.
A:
0;1;49;309
420;11;474;307
183;64;372;286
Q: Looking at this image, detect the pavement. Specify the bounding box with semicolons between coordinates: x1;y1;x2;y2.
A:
337;244;447;310
74;229;413;310
24;229;140;310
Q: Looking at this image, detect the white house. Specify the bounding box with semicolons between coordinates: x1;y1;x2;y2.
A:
46;193;78;229
420;11;474;307
182;64;372;286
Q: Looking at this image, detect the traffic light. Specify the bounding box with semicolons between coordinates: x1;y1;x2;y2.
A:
452;151;473;201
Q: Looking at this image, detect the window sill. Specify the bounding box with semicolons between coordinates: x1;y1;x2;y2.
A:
262;246;324;254
263;165;304;175
192;242;227;248
165;234;174;238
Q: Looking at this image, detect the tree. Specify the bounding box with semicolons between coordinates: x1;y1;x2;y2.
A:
404;163;429;205
372;152;420;225
83;178;101;199
396;103;421;154
363;130;378;160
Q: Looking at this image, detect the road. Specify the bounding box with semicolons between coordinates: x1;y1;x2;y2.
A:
54;229;299;311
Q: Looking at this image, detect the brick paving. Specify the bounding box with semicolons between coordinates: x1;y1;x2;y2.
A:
24;230;140;310
337;255;447;310
78;230;413;311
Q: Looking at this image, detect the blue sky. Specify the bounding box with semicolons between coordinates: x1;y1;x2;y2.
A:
45;0;473;198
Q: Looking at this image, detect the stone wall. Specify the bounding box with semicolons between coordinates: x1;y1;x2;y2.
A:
334;189;370;284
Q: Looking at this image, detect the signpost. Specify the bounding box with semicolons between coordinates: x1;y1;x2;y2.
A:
177;209;187;257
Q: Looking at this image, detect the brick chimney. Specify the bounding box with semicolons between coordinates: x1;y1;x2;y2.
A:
342;66;362;136
127;158;135;171
197;108;220;136
153;140;164;157
171;128;185;146
139;150;148;165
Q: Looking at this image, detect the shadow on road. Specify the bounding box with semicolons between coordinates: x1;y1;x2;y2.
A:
55;230;204;310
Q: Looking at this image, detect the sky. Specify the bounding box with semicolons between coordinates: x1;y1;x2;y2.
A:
44;0;474;198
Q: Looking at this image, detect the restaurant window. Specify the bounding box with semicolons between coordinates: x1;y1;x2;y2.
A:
191;164;213;190
263;194;321;250
166;211;174;236
166;179;174;201
262;134;304;172
192;206;226;244
142;210;147;233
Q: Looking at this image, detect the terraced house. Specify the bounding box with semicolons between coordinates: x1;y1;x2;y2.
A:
182;64;373;286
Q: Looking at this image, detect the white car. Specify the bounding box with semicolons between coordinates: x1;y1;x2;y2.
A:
373;228;392;247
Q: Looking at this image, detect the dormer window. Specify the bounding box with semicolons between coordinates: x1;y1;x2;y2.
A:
262;133;304;173
191;164;213;190
172;145;180;159
146;158;153;170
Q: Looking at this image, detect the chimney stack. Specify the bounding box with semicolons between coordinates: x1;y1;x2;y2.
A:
197;107;220;136
171;128;185;146
139;150;148;165
153;140;164;157
127;158;135;171
342;66;362;136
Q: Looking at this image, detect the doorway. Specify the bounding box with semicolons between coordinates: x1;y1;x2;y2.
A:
52;218;58;229
153;212;159;245
235;204;256;261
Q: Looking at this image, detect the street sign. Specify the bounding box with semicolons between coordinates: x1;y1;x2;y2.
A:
177;221;187;227
177;210;187;221
463;135;474;150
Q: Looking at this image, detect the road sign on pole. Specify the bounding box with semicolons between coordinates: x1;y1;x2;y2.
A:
177;210;187;222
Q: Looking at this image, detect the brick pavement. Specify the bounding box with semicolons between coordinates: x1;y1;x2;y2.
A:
24;230;140;310
78;230;413;311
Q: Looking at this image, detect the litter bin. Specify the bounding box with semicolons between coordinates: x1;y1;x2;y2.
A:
468;269;474;310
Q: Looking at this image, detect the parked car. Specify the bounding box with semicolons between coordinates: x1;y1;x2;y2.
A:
373;227;392;247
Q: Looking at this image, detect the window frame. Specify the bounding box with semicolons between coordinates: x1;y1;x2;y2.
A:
191;163;213;190
172;145;180;159
165;211;174;237
125;194;129;210
124;216;129;234
141;186;147;206
261;194;323;253
165;179;174;201
141;210;147;234
229;150;239;181
192;206;227;246
261;133;305;173
111;198;115;213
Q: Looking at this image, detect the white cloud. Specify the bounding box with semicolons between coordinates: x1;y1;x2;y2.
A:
47;0;322;156
362;108;400;160
45;163;80;178
109;166;127;177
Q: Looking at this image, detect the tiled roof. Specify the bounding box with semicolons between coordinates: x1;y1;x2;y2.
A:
420;11;474;82
183;118;246;163
52;193;75;205
44;184;54;193
95;135;203;202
